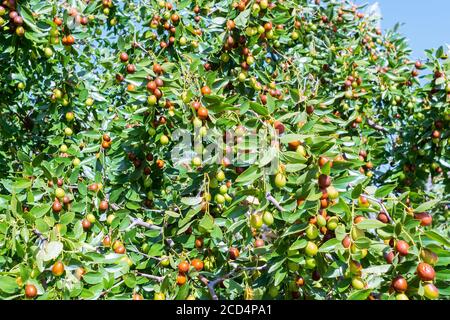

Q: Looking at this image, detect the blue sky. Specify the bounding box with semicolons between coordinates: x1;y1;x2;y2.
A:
356;0;450;59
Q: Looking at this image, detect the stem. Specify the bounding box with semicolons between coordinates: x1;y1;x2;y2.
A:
99;280;124;299
136;272;164;282
366;117;388;133
128;217;162;231
201;265;267;300
362;194;394;224
266;192;285;212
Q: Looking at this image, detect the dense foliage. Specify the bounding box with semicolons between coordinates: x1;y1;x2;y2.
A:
0;0;448;300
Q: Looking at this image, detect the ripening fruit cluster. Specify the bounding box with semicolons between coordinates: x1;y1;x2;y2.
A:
0;1;25;37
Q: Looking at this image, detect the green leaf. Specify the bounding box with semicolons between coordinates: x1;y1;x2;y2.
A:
123;274;137;288
38;241;63;261
347;289;372;300
282;223;307;237
248;101;269;116
35;219;49;233
434;270;450;281
199;214;214;231
274;268;287;286
181;197;202;206
259;147;276;167
354;237;371;249
289;239;307;251
374;184;397;198
175;283;190;300
355;219;386;230
59;212;75;225
414;199;440;212
321;161;331;176
148;243;164;256
13;179;32;190
235;166;262;184
423;230;450;247
234;8;251;28
227;219;247;234
362;264;391;276
328;200;351;219
165;210;180;218
83;272;104;285
268;257;286;274
30;204;51;218
0;276;18;294
319;238;340;252
280;134;309;144
351;184;363;199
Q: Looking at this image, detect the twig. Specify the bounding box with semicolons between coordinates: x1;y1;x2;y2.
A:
202;265;267;300
366;117;388;133
135;41;153;59
127;218;173;248
110;203;121;211
266;192;285;212
99;280;124;299
136;272;164;283
128;217;162;231
33;229;48;245
166;238;175;247
362;194;394;224
126;246;164;261
247;109;269;127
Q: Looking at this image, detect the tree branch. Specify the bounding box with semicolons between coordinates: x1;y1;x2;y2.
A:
201;265;267;300
366;117;388;133
128;217;162;231
33;229;48;245
110;203;121;211
165;238;175;247
362;194;394;224
126;246;164;261
99;280;124;299
266;192;285;212
136;272;164;282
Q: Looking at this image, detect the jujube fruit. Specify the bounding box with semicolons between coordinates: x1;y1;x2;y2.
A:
305;241;318;257
416;262;435;282
191;259;204;271
414;212;432;226
274;173;286;188
51;261;65;276
52;200;62;213
99;200;109;211
262;211;274;226
254;239;264;247
178;261;190;273
250;214;263;229
119;52;129;62
114;244;126;254
81;219;91;231
395;240;409;256
154;292;165;300
25;284;38;298
420;249;438;265
201;86;211;95
177;274;187;285
358;195;370;208
318;174;331;188
423;283;439;299
229;247;239;260
197;106;209;120
391;276;408;293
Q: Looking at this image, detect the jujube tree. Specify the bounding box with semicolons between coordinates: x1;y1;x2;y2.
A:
0;0;448;300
